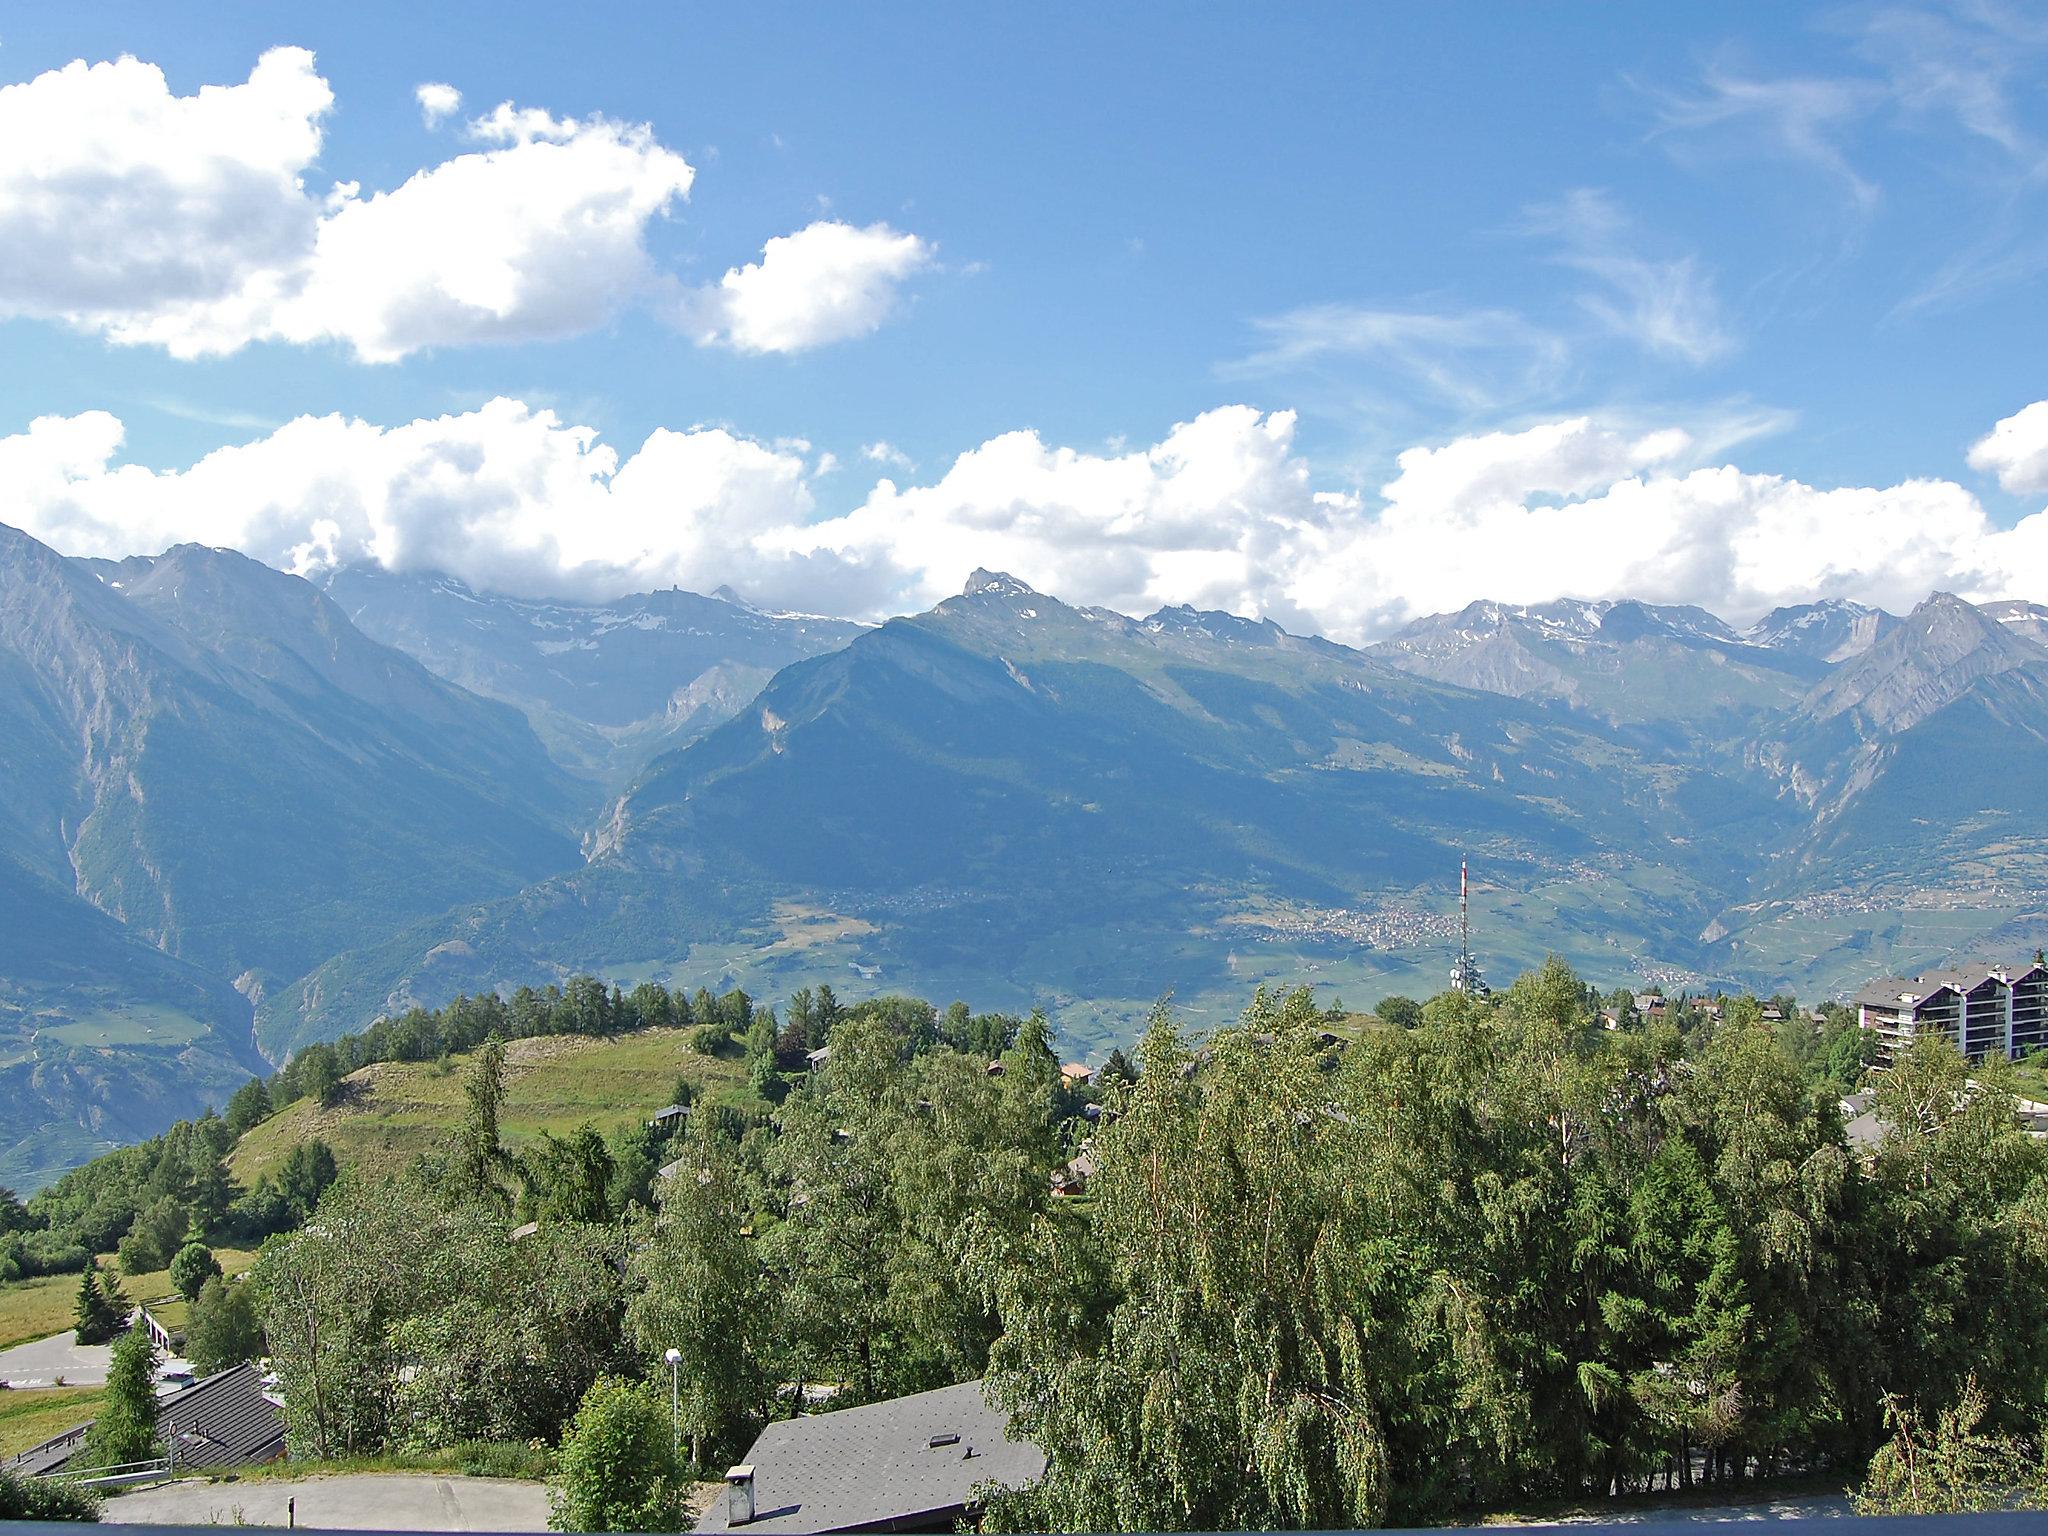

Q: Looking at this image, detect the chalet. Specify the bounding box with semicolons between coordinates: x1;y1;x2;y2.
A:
807;1047;833;1071
1058;1063;1092;1087
1051;1149;1097;1197
648;1103;691;1130
698;1378;1043;1535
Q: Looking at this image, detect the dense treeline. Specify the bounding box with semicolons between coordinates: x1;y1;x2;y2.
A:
11;957;2037;1527
235;959;2048;1529
981;971;2045;1527
253;1002;1082;1463
2;1110;337;1283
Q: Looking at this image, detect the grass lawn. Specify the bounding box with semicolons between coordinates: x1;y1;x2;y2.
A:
0;1272;85;1354
231;1028;752;1186
0;1384;103;1458
0;1248;255;1355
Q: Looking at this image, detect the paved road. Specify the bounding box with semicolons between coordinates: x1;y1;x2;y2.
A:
104;1473;552;1531
0;1330;110;1387
1530;1492;1853;1523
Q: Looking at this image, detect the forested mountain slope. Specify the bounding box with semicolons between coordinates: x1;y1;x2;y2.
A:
268;571;1798;1058
13;528;2048;1183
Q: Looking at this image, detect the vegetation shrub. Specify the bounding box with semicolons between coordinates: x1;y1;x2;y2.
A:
456;1440;553;1481
0;1468;101;1522
686;1023;735;1058
547;1378;684;1532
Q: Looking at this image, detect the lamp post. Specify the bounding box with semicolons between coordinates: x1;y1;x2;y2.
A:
664;1348;683;1459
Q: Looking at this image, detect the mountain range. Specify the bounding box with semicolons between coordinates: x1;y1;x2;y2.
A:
4;517;2046;1186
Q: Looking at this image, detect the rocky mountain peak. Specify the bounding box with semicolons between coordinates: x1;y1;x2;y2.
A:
961;568;1040;599
1798;590;2043;732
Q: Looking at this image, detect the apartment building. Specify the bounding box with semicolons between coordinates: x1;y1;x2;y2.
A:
1855;959;2048;1064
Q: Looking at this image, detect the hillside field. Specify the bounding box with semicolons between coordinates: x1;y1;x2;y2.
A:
0;1385;103;1458
0;1249;257;1355
230;1028;749;1186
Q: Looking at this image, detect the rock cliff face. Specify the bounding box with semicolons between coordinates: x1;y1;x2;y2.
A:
0;524;585;1185
1369;596;1826;740
1744;600;1899;664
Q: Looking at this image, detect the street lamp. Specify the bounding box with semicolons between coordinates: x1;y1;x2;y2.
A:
664;1348;683;1458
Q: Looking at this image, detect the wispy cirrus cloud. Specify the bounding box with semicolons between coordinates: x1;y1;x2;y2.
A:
1641;62;1881;209
1527;189;1734;365
1221;304;1568;412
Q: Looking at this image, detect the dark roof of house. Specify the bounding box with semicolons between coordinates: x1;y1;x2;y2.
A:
649;1104;691;1124
5;1364;283;1478
1855;960;2048;1012
157;1363;287;1470
696;1379;1044;1535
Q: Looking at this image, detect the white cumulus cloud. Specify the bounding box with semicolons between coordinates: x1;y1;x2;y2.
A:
0;49;332;326
682;220;934;354
415;81;461;126
6;400;2048;641
1968;400;2048;496
0;49;930;363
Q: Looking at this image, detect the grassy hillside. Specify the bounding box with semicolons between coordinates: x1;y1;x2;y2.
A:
230;1028;748;1186
0;1249;258;1355
0;1029;738;1355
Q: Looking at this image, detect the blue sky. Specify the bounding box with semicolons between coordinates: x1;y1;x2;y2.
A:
3;3;2048;637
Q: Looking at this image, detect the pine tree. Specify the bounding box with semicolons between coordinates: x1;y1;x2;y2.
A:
74;1266;110;1345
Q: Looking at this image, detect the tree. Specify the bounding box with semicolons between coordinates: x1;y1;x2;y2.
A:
1095;1045;1138;1092
521;1126;615;1226
0;1185;29;1237
1375;994;1423;1029
74;1262;127;1345
393;1221;629;1450
225;1078;272;1138
83;1324;159;1471
255;1171;460;1457
295;1043;344;1108
117;1196;187;1274
548;1376;687;1533
169;1240;221;1303
1854;1376;2046;1514
626;1124;772;1467
185;1276;264;1376
983;995;1390;1532
448;1038;513;1208
276;1139;338;1220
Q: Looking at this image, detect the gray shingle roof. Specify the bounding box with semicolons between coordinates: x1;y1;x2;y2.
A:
157;1363;287;1470
5;1363;284;1477
1852;978;1917;1009
696;1379;1043;1535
